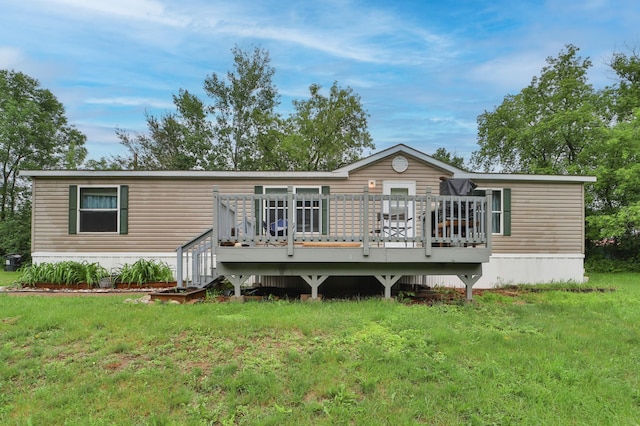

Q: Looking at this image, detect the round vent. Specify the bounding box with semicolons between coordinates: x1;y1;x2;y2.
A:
391;155;409;173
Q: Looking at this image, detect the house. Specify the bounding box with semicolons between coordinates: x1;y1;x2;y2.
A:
22;144;595;299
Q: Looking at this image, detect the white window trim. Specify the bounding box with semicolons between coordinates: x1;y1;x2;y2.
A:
262;185;322;234
478;187;503;236
77;185;120;234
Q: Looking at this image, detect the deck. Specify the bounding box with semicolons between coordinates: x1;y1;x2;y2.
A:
177;187;493;300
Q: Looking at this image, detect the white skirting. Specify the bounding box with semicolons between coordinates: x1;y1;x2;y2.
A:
415;253;587;289
31;252;586;289
31;252;178;275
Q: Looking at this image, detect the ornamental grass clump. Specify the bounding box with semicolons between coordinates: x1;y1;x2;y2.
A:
113;259;174;286
16;261;109;287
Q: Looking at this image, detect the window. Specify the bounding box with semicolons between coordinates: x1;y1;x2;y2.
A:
389;187;410;218
69;185;128;234
79;187;118;232
475;188;510;235
263;186;321;233
490;189;502;234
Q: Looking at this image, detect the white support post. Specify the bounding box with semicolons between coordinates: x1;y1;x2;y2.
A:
375;274;403;299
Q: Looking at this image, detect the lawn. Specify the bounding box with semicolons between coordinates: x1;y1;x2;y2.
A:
0;270;19;287
1;273;639;425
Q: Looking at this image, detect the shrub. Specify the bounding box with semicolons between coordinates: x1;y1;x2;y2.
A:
112;259;174;286
17;261;109;287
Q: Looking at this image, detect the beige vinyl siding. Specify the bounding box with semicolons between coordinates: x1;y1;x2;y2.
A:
347;155;452;194
476;181;585;254
30;155;586;256
32;178;347;253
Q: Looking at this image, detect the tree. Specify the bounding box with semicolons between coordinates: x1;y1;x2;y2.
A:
117;89;215;170
0;69;86;256
608;47;640;122
279;82;374;171
431;147;466;170
204;45;280;170
471;45;606;174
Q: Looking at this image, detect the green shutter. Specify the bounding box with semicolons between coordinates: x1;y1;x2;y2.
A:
68;185;77;234
321;186;330;235
119;185;129;234
254;186;263;235
502;188;511;236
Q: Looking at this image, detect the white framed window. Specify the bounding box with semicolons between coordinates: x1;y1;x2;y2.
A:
263;186;321;233
476;188;503;235
78;186;119;233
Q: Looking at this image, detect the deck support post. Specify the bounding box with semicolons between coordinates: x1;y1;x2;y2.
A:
176;246;184;288
457;274;482;301
375;274;403;299
301;275;328;299
226;274;249;298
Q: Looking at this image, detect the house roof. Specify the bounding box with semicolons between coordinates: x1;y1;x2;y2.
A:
20;170;349;180
20;144;596;183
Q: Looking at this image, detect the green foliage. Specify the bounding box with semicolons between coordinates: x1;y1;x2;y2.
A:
276;82;374;171
0;202;31;259
472;44;605;174
16;261;109;287
204;45;280;171
0;69;87;220
114;46;373;172
431;147;467;169
112;259;174;285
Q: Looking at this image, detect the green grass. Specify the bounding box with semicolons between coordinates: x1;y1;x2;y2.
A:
1;273;639;424
0;270;19;286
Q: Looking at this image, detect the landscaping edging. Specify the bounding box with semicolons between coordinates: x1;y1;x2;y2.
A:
27;282;177;290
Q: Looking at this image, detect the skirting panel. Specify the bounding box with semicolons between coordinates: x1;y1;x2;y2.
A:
419;254;586;289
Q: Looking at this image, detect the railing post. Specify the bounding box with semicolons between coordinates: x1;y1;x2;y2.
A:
287;186;294;256
485;190;492;251
363;187;370;256
176;246;184;288
425;188;432;257
212;185;219;261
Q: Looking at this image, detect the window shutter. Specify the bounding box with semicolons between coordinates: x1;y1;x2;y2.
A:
119;185;129;234
254;186;263;235
503;188;511;236
68;185;77;234
321;186;330;235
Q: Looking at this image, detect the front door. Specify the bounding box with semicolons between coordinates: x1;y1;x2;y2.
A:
382;181;416;246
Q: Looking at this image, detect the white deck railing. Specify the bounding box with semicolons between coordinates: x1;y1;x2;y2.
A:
213;186;491;248
176;187;492;287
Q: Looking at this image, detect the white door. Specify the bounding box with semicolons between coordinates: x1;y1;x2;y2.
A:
382;181;416;246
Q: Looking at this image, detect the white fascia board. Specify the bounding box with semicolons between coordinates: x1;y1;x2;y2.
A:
334;144;463;174
454;172;597;183
20;170;349;180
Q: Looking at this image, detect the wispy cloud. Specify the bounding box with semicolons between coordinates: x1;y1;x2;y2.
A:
0;47;23;68
85;97;174;109
34;0;190;26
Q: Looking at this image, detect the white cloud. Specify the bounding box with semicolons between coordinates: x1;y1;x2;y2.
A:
0;46;23;68
36;0;189;26
85;97;174;109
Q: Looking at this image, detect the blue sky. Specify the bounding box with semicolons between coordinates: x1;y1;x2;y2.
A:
1;0;638;162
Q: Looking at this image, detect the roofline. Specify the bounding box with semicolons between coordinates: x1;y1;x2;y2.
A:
455;172;597;183
334;143;463;174
19;170;350;179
